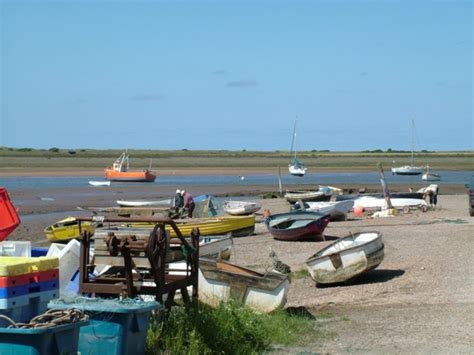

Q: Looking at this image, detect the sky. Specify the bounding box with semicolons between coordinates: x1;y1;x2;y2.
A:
1;0;472;151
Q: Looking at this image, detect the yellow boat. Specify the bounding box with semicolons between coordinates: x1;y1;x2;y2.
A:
128;215;255;237
44;216;96;242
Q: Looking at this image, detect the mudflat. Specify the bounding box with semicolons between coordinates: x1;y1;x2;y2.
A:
5;183;474;353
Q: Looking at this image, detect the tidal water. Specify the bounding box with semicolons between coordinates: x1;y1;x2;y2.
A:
0;170;472;191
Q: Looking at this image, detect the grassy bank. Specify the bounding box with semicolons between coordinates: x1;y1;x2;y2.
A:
1;147;473;171
145;301;325;354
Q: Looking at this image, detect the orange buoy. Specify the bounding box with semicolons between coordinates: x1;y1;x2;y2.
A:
353;205;364;217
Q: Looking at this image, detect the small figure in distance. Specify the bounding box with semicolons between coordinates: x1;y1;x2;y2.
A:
408;187;413;193
181;190;195;218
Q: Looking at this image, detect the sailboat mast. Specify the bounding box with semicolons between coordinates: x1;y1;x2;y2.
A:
411;119;415;166
290;118;297;160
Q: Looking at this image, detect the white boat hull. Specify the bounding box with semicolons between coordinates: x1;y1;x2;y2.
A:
116;199;172;207
288;164;307;177
89;181;111;187
422;173;441;181
391;166;424;175
198;259;289;313
352;196;427;210
306;231;384;284
224;201;261;216
304;200;354;221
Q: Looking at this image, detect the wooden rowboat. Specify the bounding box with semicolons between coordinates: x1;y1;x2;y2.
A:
264;212;330;241
305;231;384;284
223;200;261;215
198;258;289;313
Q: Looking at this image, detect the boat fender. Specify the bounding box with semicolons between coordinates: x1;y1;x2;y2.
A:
354;205;364;217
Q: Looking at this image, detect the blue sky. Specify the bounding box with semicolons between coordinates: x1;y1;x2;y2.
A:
1;0;472;151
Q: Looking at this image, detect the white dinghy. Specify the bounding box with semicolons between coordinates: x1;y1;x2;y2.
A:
116;199;172;207
198;258;289;313
293;200;354;221
352;196;427;210
223;200;261;216
89;180;111;187
306;231;384;285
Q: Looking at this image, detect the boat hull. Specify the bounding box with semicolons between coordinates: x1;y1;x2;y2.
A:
104;169;156;182
224;201;261;216
129;215;256;237
198;258;289;313
391;166;424;175
44;218;96;242
422;173;441;181
265;212;330;241
306;231;384;284
295;200;354;221
285;190;331;204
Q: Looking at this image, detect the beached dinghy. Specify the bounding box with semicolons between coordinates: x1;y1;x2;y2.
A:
44;216;96;242
352;196;427;210
292;200;354;221
264;212;331;241
198;258;289;313
223;200;261;215
305;231;384;285
284;189;332;204
117;199;172;207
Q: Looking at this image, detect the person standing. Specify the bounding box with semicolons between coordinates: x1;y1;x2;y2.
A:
174;189;184;209
181;190;195;218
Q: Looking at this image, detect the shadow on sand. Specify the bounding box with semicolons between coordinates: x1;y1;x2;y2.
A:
316;269;405;288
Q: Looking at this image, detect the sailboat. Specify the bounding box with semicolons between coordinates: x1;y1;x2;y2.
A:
391;120;424;176
288;119;307;177
422;165;441;181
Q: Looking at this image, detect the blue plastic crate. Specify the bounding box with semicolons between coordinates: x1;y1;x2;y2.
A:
0;320;88;355
48;298;160;355
0;278;59;298
31;247;49;257
0;290;59;327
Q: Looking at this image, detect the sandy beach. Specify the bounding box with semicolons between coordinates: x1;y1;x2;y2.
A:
4;177;473;352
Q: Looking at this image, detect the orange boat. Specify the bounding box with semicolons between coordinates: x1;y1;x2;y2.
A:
104;152;156;182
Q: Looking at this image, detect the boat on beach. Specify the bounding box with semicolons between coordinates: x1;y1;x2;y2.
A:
198;258;289;313
284;189;332;204
352;196;427;210
305;231;384;285
264;211;331;241
292;200;354;221
223;200;261;215
44;216;96;242
104;152;156;182
128;215;255;237
117;199;172;207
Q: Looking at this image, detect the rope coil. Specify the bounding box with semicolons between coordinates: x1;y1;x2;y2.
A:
0;308;88;329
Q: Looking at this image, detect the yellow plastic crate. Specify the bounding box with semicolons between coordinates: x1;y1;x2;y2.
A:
0;257;59;276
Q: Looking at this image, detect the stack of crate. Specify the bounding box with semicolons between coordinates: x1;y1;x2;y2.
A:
0;256;59;326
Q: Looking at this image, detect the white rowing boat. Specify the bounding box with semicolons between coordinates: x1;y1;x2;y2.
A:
89;180;111;187
293;200;354;221
352;196;427;210
223;200;261;215
116;199;172;207
306;231;384;284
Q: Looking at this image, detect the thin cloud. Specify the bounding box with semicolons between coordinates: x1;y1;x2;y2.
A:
212;69;228;75
225;79;258;88
130;94;164;101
